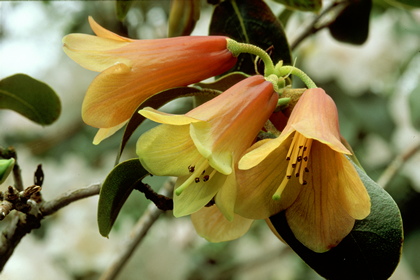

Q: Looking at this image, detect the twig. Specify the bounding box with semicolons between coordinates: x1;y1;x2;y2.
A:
290;0;348;50
135;182;173;211
377;142;420;189
99;181;174;280
40;183;101;216
0;183;101;271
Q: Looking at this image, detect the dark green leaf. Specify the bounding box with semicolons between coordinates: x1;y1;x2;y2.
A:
210;0;292;75
272;0;322;12
98;158;149;237
269;160;403;280
408;84;420;130
328;0;372;45
116;86;221;164
0;74;61;125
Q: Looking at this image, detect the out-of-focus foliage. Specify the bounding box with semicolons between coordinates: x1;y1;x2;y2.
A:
168;0;200;37
408;84;420;131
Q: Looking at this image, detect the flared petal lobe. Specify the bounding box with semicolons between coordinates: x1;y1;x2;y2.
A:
191;206;253;242
62;17;238;138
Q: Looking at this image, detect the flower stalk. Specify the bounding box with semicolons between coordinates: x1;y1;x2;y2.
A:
227;39;276;76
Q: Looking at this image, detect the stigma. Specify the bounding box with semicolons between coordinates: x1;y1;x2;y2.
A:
273;132;313;200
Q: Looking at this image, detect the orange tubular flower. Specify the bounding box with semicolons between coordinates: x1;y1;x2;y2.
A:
236;88;371;252
62;17;237;144
136;75;278;241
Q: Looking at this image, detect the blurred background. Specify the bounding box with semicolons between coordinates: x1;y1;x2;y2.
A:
0;1;419;279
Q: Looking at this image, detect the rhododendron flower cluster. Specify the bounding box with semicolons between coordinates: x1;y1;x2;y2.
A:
63;17;371;252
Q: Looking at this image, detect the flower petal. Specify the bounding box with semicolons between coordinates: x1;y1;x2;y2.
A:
93;121;127;145
191;205;253;242
287;88;350;154
88;16;132;42
235;136;302;219
136;124;200;176
285;141;357;252
173;171;227;217
190;75;278;173
336;154;371;219
238;131;292;170
139;107;202;125
62;35;132;72
214;172;237;221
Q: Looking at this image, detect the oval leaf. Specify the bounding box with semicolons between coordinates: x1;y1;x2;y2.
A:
0;74;61;125
328;0;372;45
268;159;403;280
98;158;149;237
210;0;292;75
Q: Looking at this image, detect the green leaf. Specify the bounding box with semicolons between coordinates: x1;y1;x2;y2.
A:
269;160;403;280
116;86;220;164
408;84;420;130
328;0;372;45
272;0;322;12
0;74;61;125
98;158;149;237
210;0;292;75
0;158;15;184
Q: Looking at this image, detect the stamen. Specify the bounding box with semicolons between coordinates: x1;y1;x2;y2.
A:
175;159;208;195
273;133;314;199
286;133;299;160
